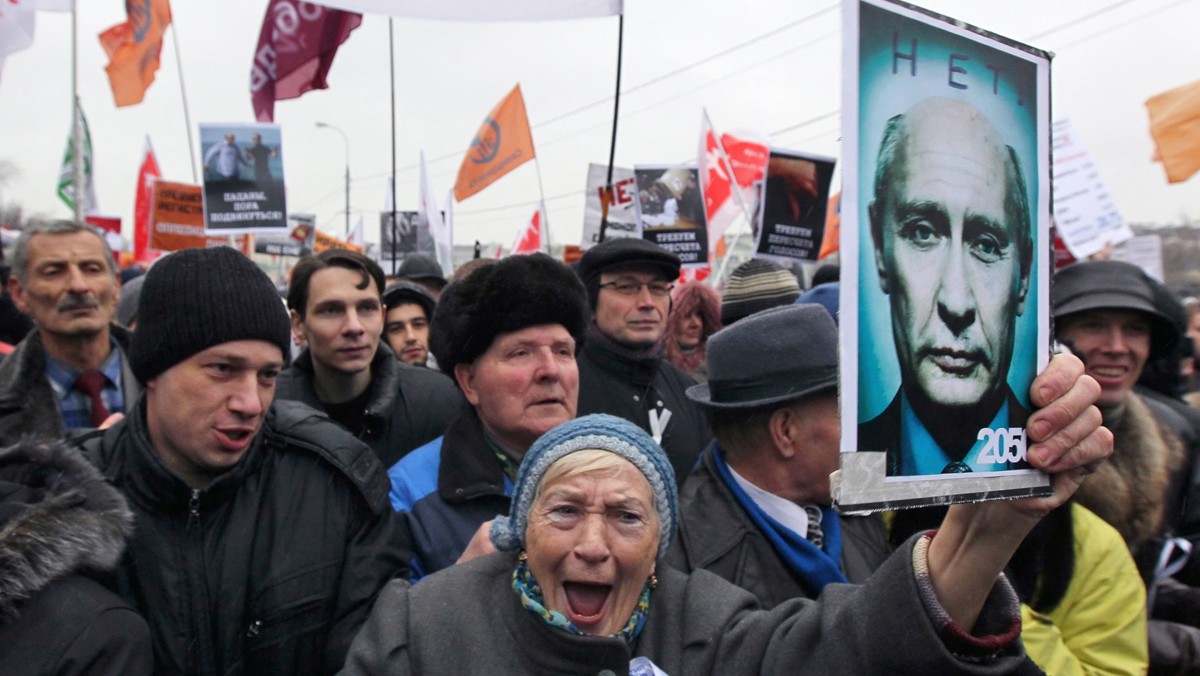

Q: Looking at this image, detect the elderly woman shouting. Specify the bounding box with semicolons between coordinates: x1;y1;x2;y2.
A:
342;356;1108;674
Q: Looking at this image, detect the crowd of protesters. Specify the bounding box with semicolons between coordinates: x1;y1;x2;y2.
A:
11;215;1200;674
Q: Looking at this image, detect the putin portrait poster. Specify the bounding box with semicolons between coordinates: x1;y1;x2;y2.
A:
836;0;1052;512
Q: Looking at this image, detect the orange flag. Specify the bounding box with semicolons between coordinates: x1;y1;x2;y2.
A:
1146;79;1200;184
817;191;840;260
453;84;535;201
99;0;173;107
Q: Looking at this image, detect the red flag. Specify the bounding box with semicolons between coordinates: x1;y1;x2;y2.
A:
512;204;543;255
720;131;770;209
251;1;362;122
454;85;536;201
699;113;734;238
98;0;172;107
133;138;161;262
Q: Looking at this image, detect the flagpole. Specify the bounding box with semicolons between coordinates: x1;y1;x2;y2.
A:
388;19;399;275
70;4;82;222
170;18;198;182
530;150;551;253
598;13;624;243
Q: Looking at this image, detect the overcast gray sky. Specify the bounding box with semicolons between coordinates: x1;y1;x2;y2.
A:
1;0;1197;249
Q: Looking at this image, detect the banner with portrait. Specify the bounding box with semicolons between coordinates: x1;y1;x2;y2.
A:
200;122;288;235
753;149;836;263
836;0;1052;512
633;165;708;268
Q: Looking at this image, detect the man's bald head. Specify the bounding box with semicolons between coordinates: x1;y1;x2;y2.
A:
871;98;1033;282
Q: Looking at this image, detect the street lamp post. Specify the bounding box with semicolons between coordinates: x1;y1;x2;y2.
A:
315;121;350;237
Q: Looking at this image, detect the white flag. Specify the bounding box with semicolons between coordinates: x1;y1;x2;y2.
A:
419;152;453;274
37;0;74;11
314;0;620;21
347;214;364;247
57;101;98;214
0;0;36;80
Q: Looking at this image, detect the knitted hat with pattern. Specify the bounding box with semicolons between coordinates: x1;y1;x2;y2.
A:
490;414;678;558
720;258;802;326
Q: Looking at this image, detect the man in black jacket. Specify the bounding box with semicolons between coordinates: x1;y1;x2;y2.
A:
81;247;405;675
667;305;890;608
575;238;709;485
277;250;463;467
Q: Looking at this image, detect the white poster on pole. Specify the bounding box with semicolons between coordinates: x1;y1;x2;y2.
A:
1051;118;1132;259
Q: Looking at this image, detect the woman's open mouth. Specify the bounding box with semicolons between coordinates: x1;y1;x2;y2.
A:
563;581;612;625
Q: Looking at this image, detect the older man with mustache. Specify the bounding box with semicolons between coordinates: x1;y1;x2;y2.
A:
0;219;137;444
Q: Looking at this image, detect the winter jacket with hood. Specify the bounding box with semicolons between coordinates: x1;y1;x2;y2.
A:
0;439;152;675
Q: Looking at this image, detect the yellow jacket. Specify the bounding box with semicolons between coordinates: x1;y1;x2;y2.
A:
1021;503;1148;676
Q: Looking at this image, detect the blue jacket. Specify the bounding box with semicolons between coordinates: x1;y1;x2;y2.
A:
388;409;512;581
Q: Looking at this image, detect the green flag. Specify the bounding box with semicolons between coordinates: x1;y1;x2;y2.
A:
57;101;98;213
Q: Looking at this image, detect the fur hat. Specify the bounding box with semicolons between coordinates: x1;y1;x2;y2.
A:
489;414;678;558
131;247;291;383
720;258;802;325
688;304;837;409
1053;260;1180;359
430;253;588;379
577;238;681;309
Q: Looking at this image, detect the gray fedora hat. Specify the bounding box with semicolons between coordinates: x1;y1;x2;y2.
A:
687;303;838;409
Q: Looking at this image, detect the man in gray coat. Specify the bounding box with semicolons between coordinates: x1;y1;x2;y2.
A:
667;304;890;607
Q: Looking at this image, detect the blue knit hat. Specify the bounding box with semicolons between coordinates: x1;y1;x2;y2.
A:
490;414;678;558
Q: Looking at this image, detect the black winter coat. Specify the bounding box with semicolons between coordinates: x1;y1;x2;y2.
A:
575;330;709;486
82;399;407;676
276;343;465;467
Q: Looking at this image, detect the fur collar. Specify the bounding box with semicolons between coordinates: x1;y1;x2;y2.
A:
0;440;133;619
1073;393;1184;553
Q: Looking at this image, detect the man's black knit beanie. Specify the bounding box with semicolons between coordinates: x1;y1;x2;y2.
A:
131;247;291;383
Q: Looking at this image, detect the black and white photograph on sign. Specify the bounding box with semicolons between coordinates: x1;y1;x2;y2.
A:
380;211;419;258
633;165;708;268
754;149;836;263
836;0;1052;513
379;210;438;273
200;122;287;234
